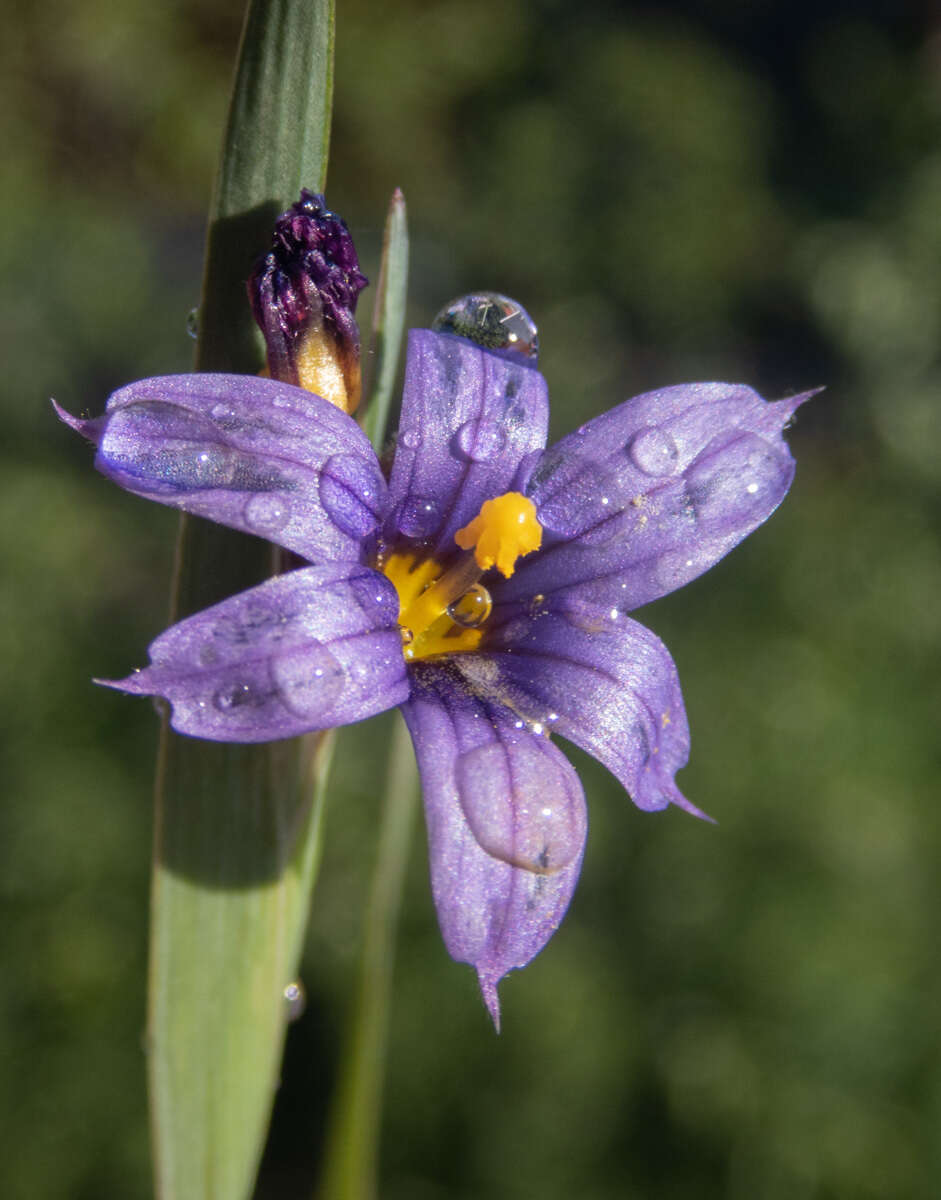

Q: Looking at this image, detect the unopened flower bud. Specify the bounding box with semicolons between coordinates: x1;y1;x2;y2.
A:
249;190;368;412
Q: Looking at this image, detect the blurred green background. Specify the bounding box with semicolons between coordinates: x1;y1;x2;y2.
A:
2;0;939;1196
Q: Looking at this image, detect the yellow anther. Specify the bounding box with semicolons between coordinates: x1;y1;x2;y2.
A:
454;492;543;579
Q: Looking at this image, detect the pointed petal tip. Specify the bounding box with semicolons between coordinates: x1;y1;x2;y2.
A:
52;398;98;440
93;672;149;695
477;969;503;1033
777;385;825;421
670;788;716;824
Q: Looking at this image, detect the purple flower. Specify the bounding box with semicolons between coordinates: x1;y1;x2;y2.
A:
58;304;808;1026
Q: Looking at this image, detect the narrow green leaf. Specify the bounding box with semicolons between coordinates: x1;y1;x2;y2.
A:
150;728;335;1200
361;189;409;452
316;718;419;1200
197;0;335;375
148;2;337;1198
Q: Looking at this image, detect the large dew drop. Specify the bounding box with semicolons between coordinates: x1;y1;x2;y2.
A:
432;292;539;363
628;426;680;476
455;739;585;874
103;403;239;492
686;433;785;526
272;641;345;719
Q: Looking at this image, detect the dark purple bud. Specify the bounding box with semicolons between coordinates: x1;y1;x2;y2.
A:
249;191;368;412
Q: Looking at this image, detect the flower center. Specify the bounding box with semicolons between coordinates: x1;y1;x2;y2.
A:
381;491;543;662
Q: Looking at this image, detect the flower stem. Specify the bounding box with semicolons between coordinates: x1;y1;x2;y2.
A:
316;716;419;1200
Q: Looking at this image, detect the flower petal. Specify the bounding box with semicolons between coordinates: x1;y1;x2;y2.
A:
56;373;387;562
101;564;408;741
402;663;586;1028
384;330;549;555
458;609;703;818
501;383;811;611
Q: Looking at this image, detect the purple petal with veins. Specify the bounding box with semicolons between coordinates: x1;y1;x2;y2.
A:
56;373;386;563
402;663;586;1028
501;383;812;611
101;563;408;741
460;609;705;819
384;330;548;555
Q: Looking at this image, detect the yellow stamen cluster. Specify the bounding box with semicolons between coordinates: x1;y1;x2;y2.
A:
454;492;542;578
382;551;486;661
381;491;544;662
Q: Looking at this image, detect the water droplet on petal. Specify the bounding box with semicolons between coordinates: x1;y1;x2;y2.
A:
400;428;422;450
210;402;236;426
186;307;199;339
456;740;585;873
110;428;238;491
628;427;679;475
196;447;237;487
686;434;784;526
283;980;306;1021
319;453;383;538
397;495;440;539
454;417;508;463
244;493;290;535
447;583;492;628
213;681;262;712
535;457;616;541
272;641;345;718
432;292;539;363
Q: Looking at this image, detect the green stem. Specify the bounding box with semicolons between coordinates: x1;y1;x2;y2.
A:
316;717;419;1200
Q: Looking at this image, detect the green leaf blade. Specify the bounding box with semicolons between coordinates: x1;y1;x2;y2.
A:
197;0;336;375
148;2;337;1197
